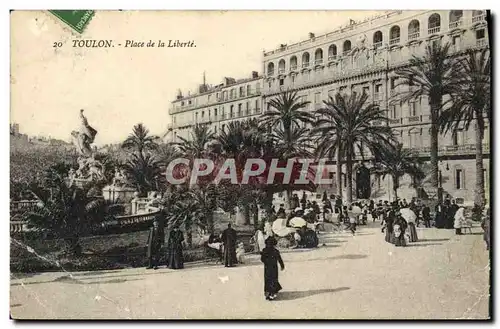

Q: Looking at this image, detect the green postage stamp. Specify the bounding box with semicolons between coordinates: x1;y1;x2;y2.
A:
49;10;95;33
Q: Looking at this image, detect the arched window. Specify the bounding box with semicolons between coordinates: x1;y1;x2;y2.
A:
267;62;275;76
408;20;420;40
428;13;441;34
302;52;310;68
290;56;297;70
328;44;337;60
343;40;351;55
373;31;383;48
314;48;323;65
449;10;463;28
278;59;286;74
389;26;400;45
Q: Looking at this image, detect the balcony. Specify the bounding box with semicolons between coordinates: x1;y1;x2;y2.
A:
407;115;421;123
343;50;351;56
428;26;441;34
449;19;462;29
290;65;298;71
302;62;310;68
328;55;337;61
278;69;286;75
476;38;487;47
389;37;400;45
267;70;274;77
408;143;490;156
389;118;401;125
408;31;420;40
472;13;486;23
314;59;324;66
373;41;382;49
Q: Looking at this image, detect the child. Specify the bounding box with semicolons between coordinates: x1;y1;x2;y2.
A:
260;237;285;301
236;242;245;264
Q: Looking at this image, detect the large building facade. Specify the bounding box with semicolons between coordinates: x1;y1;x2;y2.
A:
167;72;263;143
169;10;490;204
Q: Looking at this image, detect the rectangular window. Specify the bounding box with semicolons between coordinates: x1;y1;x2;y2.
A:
255;100;260;110
291;75;295;84
453;35;461;51
455;169;463;189
363;86;370;96
409;101;416;116
390;78;397;89
279;79;284;86
214;108;218;117
256;83;261;93
476;29;485;40
201;111;205;118
314;92;321;104
390;105;397;118
375;84;382;93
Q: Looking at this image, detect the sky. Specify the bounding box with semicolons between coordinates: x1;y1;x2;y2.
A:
10;10;381;145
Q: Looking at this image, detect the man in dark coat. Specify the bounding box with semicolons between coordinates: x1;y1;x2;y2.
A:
260;236;285;300
448;199;459;229
422;204;431;228
291;194;300;210
166;226;184;269
146;219;164;269
335;196;343;214
222;223;238;267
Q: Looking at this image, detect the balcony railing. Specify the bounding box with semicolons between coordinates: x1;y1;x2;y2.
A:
290;65;297;71
389;118;401;125
373;41;382;49
409;143;490;156
278;69;286;74
343;50;351;56
389;37;400;45
408;32;420;40
472;13;486;23
268;70;274;76
449;19;462;29
477;38;487;47
302;62;310;68
407;115;420;123
315;59;324;66
428;26;441;34
328;55;337;61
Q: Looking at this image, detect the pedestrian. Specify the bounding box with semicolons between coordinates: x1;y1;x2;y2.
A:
407;214;418;242
384;209;395;243
449;200;459;229
166;225;184;269
146;218;164;270
454;207;466;235
435;202;444;228
348;207;357;235
392;212;408;247
422;204;431;228
276;204;286;218
260;236;285;301
221;223;238;267
481;206;490;250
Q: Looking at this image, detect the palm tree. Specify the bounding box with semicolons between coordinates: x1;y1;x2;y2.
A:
177;124;215;160
314;92;397;203
371;143;425;201
260;90;315;208
123;152;162;195
439;48;491;207
122;123;160;156
394;42;461;201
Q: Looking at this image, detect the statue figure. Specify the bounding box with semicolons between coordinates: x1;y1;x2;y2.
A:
71;109;97;157
112;168;124;186
88;158;104;181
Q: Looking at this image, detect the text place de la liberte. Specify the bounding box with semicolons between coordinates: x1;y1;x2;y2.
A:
71;39;196;48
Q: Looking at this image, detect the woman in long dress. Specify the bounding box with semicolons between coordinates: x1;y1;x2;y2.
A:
260;237;285;301
166;227;184;269
406;213;418;242
392;214;408;247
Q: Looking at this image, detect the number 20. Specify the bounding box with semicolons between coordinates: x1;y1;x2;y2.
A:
53;42;62;48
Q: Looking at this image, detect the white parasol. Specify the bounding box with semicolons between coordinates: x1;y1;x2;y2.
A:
289;216;308;228
349;205;363;216
400;208;417;223
272;217;296;237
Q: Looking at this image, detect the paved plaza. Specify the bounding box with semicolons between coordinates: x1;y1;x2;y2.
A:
10;223;490;320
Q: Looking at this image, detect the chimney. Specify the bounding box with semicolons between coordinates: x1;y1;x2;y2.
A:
252;71;258;79
176;89;183;100
309;32;315;39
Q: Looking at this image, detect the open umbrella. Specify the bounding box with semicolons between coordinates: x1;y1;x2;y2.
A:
400;208;417;223
289;216;308;228
349;205;363;215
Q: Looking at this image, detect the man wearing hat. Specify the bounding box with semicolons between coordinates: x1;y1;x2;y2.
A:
146;217;165;270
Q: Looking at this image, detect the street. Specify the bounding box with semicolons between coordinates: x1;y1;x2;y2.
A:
10;223;490;320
